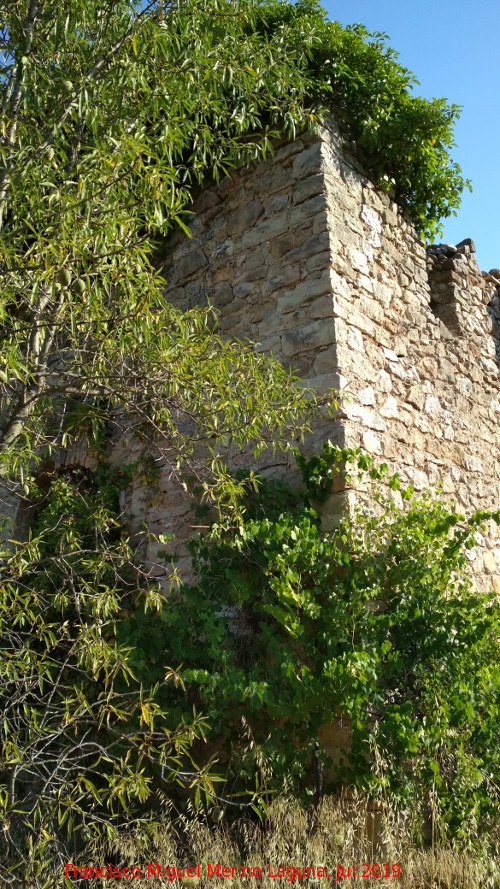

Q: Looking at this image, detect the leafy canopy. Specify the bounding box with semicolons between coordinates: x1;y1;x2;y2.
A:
0;0;318;882
254;0;469;239
0;0;322;508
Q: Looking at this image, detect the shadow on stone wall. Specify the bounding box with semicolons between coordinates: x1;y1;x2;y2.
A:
486;268;500;379
427;239;500;382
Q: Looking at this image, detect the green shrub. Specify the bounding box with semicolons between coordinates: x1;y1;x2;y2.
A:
119;445;500;847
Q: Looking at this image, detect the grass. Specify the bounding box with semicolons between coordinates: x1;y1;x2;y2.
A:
81;795;500;889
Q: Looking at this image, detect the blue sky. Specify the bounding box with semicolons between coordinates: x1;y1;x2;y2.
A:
323;0;500;272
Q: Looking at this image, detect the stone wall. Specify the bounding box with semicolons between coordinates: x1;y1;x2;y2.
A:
7;117;499;592
146;116;500;593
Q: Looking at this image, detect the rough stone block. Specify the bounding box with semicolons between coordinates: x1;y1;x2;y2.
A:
312;212;329;235
207;284;233;309
227;200;264;236
274;139;305;163
312;343;338;376
292;142;324;179
298;193;329;218
293;173;325;206
379;396;399;418
306;250;333;272
375;370;392;393
254;163;293;195
282;230;330;263
358;386;375;406
268;193;289;214
407;385;425;411
267;266;301;290
239;213;292;248
309;294;335;319
347;326;365;353
362;430;382;453
333;300;375;337
233;282;253;299
301;372;341;395
170;247;208;281
195;190;220;213
345;403;387;432
281;319;337;356
278;270;334;314
361;204;382;233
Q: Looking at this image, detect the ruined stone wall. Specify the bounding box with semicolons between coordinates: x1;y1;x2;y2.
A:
122;115;500;592
119;125;348;579
332;215;500;593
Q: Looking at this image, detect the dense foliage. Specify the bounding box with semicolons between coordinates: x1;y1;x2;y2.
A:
0;7;320;877
0;463;220;884
120;446;500;849
254;0;469;238
0;0;322;509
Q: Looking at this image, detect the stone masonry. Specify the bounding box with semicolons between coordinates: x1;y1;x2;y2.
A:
116;115;500;593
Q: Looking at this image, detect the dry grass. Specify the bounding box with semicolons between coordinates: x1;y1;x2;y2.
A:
78;795;499;889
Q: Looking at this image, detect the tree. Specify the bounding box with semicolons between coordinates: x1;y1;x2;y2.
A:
0;1;319;882
0;465;217;886
0;0;319;518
